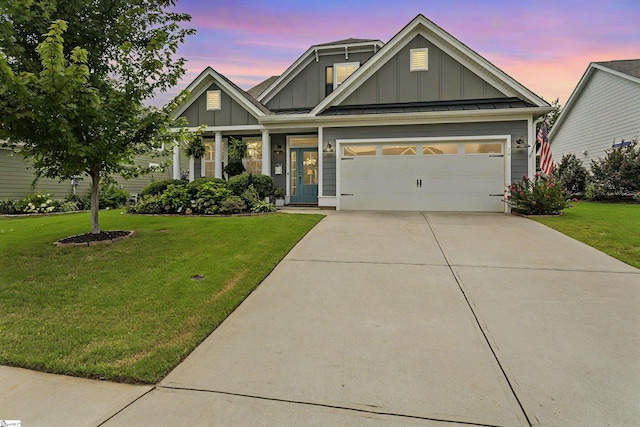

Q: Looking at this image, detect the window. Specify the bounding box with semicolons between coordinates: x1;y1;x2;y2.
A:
464;143;502;154
343;145;376;157
244;138;262;174
423;144;458;155
383;145;416;155
333;62;359;89
202;139;225;177
206;90;221;111
325;66;333;96
410;48;428;72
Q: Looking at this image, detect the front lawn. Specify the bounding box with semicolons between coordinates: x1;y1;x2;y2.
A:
533;202;640;269
0;210;323;383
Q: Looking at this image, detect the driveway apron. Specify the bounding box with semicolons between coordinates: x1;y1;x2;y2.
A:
104;211;639;426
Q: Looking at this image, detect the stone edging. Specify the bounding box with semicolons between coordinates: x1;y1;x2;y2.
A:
54;231;136;248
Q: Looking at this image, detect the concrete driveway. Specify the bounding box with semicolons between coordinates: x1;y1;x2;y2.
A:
3;211;638;426
103;211;640;426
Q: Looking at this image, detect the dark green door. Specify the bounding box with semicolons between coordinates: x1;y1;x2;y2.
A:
290;148;318;203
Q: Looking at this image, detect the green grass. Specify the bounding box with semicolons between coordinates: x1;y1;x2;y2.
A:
533;202;640;269
0;210;323;383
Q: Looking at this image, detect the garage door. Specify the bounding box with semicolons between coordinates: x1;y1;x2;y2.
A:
339;140;506;212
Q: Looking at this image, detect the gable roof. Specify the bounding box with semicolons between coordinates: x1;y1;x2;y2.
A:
311;14;550;116
247;76;280;98
256;38;384;104
549;59;640;140
172;67;270;120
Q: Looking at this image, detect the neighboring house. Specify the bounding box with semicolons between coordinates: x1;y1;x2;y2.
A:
549;59;640;167
171;14;551;212
0;147;187;200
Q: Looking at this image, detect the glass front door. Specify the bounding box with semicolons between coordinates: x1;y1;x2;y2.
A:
290;147;318;203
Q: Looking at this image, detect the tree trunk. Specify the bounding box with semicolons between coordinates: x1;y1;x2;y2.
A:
90;171;100;234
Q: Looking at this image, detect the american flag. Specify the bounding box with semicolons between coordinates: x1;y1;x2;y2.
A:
537;123;554;175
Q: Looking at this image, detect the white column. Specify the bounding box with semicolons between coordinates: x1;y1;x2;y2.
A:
214;131;223;179
261;130;270;176
188;156;195;182
317;127;323;197
172;144;181;179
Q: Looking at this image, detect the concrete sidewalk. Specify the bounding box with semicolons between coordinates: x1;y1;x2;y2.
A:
2;211;639;426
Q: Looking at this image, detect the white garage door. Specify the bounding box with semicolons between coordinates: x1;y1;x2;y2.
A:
339;139;507;212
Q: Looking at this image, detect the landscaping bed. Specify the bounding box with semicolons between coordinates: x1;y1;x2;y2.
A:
0;209;323;383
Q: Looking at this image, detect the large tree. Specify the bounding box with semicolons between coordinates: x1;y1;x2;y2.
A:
0;0;195;234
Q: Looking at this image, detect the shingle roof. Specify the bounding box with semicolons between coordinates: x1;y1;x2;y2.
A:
314;38;381;47
596;59;640;79
211;68;271;115
247;76;280;98
320;98;536;116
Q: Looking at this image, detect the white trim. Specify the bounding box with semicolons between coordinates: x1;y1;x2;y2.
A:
172;145;181;179
172;125;264;132
214;132;223;179
333;62;360;89
172;67;266;120
188;156;195;181
206;90;221;111
410;48;428;72
335;135;511;212
318;126;324;197
261;130;271;176
311;15;549;116
318;196;337;207
257;41;383;104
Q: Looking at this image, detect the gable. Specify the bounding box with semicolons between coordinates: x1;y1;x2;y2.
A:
340;35;507;106
180;83;259;127
265;50;376;111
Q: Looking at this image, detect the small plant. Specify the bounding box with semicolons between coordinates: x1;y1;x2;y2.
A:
274;188;285;198
19;193;58;214
504;175;571;215
184;137;206;158
553;153;588;196
186;177;227;197
160;184;190;213
218;195;246;214
0;199;19;214
99;183;130;209
252;200;276;213
64;194;91;211
140;179;186;197
129;194;164;214
241;185;260;210
633;191;640;204
59;201;80;212
228;173;275;199
192;181;233;214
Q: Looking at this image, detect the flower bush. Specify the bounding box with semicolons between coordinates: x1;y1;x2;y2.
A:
504;175;571;215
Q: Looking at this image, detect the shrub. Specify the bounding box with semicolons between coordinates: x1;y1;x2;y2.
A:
130;194;164;214
218;195;246;214
99;183;130;209
589;141;640;198
241;185;260;210
64;194;91;211
505;175;571;215
633;191;640;204
553;153;588;196
192;181;233;214
585;184;608;201
140;179;186;197
251;200;276;213
59;201;80;212
160;184;190;213
18;193;58;213
228;173;275;199
186;177;227;197
0;199;19;214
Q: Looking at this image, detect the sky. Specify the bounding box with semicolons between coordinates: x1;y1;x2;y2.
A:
154;0;640;107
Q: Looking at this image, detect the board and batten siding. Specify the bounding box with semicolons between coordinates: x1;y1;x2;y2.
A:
181;84;259;127
265;51;376;110
551;69;640;167
322;121;528;197
341;35;507;106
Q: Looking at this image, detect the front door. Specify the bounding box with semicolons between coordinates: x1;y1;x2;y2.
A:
290;148;318;203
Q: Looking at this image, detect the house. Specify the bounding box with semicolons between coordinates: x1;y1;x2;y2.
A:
549;59;640;167
171;14;551;212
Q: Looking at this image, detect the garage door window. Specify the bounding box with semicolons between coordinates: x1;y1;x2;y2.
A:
464;143;502;154
423;144;459;155
382;145;416;155
344;145;376;156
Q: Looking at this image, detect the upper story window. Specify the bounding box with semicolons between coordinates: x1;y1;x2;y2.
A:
325;66;334;96
333;62;359;89
410;48;428;72
206;90;221;111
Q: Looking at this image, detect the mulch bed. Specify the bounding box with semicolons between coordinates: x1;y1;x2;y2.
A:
55;230;135;247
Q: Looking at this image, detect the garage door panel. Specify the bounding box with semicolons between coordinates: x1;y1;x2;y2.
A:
340;141;506;212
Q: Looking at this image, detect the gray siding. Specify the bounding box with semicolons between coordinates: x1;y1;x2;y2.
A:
342;35;507;106
265;51;376;110
322;121;528;196
0;149;179;200
270;134;287;191
551;69;640;167
181;84;259;127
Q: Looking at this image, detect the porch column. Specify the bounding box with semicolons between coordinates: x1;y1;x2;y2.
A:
214;131;223;179
188;156;195;182
261;129;271;176
172;144;180;179
318;126;323;197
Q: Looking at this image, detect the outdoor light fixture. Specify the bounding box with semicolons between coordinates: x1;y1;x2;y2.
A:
515;137;530;148
273;144;283;154
324;141;334;152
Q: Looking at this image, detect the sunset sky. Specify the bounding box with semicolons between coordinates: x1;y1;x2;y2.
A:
156;0;640;107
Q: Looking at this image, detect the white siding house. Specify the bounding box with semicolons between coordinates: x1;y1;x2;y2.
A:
549;59;640;167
